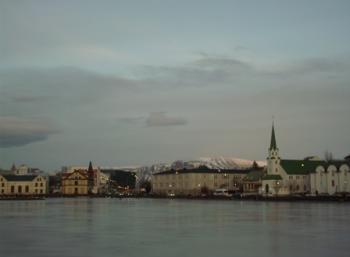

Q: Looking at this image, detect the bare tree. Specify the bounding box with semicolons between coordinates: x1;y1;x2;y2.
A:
324;150;333;162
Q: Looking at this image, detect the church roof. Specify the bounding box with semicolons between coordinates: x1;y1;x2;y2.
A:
280;159;326;175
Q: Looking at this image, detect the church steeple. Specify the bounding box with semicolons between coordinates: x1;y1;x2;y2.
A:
88;161;93;173
267;121;280;174
269;122;277;150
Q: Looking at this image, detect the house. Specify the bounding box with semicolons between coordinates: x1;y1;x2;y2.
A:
242;169;265;195
0;174;47;195
61;161;108;195
61;170;88;195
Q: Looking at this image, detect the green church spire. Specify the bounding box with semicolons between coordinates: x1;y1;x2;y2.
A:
270;122;277;150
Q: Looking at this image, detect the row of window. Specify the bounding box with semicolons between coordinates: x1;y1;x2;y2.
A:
289;175;307;180
0;182;44;187
6;185;44;194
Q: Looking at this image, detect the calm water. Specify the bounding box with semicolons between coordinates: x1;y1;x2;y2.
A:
0;198;349;257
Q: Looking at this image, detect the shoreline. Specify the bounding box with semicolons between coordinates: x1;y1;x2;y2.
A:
1;194;350;202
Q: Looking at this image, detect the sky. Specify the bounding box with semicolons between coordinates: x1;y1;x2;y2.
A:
1;0;350;171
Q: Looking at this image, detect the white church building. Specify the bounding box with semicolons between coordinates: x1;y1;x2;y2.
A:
261;124;350;196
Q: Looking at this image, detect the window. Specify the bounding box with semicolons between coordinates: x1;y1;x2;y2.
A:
289;176;293;180
332;180;335;187
11;186;15;193
18;186;22;193
296;185;300;191
40;183;43;187
75;181;78;185
35;183;38;187
296;176;300;179
25;186;29;193
40;189;43;194
1;183;4;187
75;188;78;194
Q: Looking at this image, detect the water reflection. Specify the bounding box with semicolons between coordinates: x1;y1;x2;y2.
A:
0;199;349;257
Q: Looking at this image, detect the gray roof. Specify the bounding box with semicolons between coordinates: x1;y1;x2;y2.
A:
1;175;38;181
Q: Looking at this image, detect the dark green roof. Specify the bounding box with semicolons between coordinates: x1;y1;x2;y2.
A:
243;170;264;182
263;174;282;180
1;175;38;181
280;159;327;175
269;124;277;150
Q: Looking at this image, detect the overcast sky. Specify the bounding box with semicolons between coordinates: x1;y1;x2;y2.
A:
1;0;350;170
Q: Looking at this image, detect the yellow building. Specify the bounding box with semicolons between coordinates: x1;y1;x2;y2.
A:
152;166;249;196
0;174;47;195
61;170;88;195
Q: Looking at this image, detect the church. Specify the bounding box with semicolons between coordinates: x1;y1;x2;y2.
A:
261;124;350;196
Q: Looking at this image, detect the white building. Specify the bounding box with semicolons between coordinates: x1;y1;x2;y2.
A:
261;123;350;196
152;166;251;196
0;174;47;195
310;162;350;195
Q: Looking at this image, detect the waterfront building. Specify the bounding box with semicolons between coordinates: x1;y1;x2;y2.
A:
60;161;107;195
152;166;252;196
310;161;350;195
261;123;350;196
100;169;136;194
0;174;47;195
242;169;264;195
61;170;88;195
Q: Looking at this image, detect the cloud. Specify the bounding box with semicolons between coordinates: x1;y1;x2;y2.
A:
11;95;49;103
0;116;59;148
118;116;145;124
146;112;187;127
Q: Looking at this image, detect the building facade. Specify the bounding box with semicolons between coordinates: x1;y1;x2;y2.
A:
152;166;250;196
0;175;47;195
61;170;88;195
